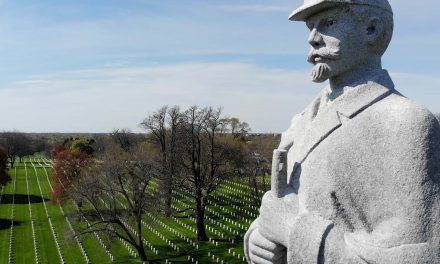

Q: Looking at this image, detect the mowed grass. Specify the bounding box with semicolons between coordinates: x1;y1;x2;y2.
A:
0;156;263;263
0;168;14;264
26;164;66;264
11;167;35;264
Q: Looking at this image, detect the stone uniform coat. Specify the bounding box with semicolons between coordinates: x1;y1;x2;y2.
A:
245;71;440;263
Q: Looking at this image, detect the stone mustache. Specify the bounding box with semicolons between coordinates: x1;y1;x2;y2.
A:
244;0;440;263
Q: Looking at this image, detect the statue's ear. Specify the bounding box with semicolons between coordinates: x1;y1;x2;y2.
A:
365;17;382;44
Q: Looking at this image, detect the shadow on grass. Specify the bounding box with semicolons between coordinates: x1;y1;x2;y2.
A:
0;194;48;204
0;219;23;230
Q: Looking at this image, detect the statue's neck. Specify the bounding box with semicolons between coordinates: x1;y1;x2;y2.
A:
329;58;383;91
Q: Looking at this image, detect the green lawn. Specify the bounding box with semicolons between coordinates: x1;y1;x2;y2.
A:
0;156;264;263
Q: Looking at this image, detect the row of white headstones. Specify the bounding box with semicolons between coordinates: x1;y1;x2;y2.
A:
100;172;252;263
170;189;250;263
4;161;46;264
118;170;257;263
43;156;162;262
36;158;90;263
11;160;65;264
0;169;15;264
38;157;256;263
49;156;166;263
33;158;93;263
102;167;255;263
39;157;114;262
7;168;16;264
173;186;255;232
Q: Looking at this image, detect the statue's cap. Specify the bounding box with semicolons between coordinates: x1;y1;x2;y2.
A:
289;0;392;21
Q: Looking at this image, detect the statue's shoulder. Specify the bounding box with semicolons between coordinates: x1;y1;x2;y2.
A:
372;90;439;134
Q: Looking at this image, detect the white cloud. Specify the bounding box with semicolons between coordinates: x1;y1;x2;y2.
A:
0;1;438;135
1;62;440;133
0;62;318;133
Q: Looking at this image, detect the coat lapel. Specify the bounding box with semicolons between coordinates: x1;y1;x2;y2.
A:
288;71;395;180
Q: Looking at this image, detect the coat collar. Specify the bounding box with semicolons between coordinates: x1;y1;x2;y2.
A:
325;69;395;119
289;70;395;174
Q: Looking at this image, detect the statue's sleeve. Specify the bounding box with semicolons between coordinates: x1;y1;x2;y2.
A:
286;213;335;263
286;212;437;264
286;108;440;263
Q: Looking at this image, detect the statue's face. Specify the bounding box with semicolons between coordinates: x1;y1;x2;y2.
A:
305;6;369;83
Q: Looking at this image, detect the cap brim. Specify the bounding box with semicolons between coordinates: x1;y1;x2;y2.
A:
288;1;348;21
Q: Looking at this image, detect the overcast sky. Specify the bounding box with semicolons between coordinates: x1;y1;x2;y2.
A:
0;0;439;133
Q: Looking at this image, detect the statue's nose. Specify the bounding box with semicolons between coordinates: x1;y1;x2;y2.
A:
308;28;323;48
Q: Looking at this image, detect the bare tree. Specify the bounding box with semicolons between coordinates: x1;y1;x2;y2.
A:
32;135;51;157
0;131;31;167
140;106;182;217
178;106;239;241
70;143;158;262
141;105;251;240
17;136;33;163
164;106;183;216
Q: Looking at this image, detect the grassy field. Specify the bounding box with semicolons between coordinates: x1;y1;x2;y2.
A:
0;156;264;263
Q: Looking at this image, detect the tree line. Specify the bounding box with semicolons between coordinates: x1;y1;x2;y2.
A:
0;131;50;168
0;131;53;187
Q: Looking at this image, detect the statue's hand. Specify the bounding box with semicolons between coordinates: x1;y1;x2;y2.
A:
258;192;298;247
248;229;286;264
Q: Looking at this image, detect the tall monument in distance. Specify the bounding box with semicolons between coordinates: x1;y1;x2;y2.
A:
244;0;440;263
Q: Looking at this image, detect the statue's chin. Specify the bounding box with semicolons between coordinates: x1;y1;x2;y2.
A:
311;63;331;83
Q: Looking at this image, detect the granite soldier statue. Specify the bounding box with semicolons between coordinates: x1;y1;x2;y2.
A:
244;0;440;263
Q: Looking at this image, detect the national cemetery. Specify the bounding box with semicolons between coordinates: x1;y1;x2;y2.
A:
0;155;264;263
0;111;276;264
2;0;440;263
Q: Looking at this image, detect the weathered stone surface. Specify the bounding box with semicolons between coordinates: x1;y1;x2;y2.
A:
244;0;440;263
